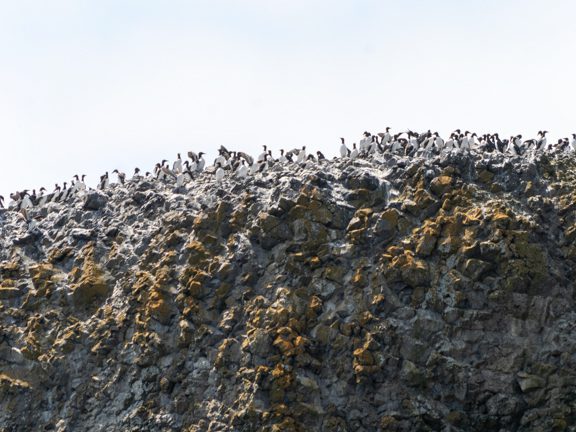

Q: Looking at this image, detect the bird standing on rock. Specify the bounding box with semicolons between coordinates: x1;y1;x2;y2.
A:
339;138;349;158
113;169;126;185
215;162;225;185
98;172;109;190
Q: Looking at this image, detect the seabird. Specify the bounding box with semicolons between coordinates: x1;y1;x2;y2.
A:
0;195;4;209
196;152;206;172
173;153;183;174
176;168;192;188
52;184;62;202
133;167;142;179
339;138;349;158
359;132;371;154
20;191;33;210
60;182;74;202
98;172;109;190
235;160;249;178
278;149;288;164
219;145;232;160
161;163;177;180
444;134;455;152
434;132;444;153
258;145;268;162
237;151;254;166
494;133;506;153
73;174;87;192
350;143;359;159
316;151;326;161
536;131;548;151
215;162;225;184
37;188;48;206
188;151;198;163
113;169;126;185
296;146;307;164
381;127;392;146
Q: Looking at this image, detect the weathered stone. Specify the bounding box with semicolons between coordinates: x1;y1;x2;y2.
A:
430;175;453;195
83;190;107;210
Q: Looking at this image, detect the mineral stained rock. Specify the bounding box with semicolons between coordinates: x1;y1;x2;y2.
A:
1;153;576;431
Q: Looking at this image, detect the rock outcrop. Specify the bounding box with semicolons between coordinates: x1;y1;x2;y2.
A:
1;152;576;431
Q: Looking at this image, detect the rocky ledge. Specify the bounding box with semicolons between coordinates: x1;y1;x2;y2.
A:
1;152;576;431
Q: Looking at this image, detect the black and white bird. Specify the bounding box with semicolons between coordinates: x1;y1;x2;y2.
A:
98;172;110;190
235;160;249;179
20;191;34;209
113;169;126;185
339;137;349;158
536;130;548;151
196;152;206;172
36;188;49;206
278;149;288;164
215;162;225;185
296;146;307;164
173;153;183;174
350;143;359;159
258;145;268;162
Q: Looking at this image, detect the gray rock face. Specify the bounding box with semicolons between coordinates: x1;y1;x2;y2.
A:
0;152;576;431
83;190;108;210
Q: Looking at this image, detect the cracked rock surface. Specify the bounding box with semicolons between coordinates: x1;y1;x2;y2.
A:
1;153;576;431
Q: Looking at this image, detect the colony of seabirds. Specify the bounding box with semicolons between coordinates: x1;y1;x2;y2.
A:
2;129;576;216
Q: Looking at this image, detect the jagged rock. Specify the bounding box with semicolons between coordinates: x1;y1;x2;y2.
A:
0;153;575;431
83;190;108;210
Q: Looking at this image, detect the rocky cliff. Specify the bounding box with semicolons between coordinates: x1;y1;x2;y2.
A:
1;152;576;431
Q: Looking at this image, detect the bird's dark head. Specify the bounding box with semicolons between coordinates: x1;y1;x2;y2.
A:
340;137;345;143
113;169;118;174
542;130;548;135
177;153;181;158
40;187;46;192
199;152;205;157
161;159;167;165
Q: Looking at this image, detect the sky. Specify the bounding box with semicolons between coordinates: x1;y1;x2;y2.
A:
1;0;575;198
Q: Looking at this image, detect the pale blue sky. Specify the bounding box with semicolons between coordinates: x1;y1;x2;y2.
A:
1;1;575;198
